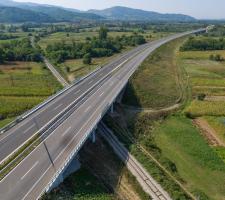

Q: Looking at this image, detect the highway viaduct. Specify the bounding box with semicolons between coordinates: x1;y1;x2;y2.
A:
0;29;206;200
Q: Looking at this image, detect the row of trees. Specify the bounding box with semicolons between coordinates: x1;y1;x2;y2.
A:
0;33;18;40
0;38;42;63
180;37;225;51
205;25;225;37
46;27;146;64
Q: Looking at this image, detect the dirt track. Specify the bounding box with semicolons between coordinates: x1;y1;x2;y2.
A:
193;118;225;147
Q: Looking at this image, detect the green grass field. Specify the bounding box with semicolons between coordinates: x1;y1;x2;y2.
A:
59;53;128;81
178;49;225;118
184;100;225;117
122;37;186;109
178;50;225;97
0;62;61;96
154;115;225;200
0;61;62;128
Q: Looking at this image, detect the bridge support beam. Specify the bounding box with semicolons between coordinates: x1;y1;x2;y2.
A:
110;103;114;113
91;129;96;143
116;82;128;103
89;127;97;143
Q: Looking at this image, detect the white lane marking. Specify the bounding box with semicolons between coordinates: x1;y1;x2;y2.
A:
74;89;81;95
20;161;39;180
21;160;52;200
24;124;35;134
88;80;93;85
99;92;104;97
61;127;72;137
53;104;63;111
84;106;91;113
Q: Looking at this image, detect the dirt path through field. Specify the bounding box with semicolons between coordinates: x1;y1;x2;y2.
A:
194;86;225;89
205;96;225;101
193;118;225;147
122;103;181;114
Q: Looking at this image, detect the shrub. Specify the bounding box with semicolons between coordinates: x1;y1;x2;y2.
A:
197;93;206;101
83;53;92;65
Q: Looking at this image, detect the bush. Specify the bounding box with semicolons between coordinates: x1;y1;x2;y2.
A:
197;93;206;101
83;53;92;65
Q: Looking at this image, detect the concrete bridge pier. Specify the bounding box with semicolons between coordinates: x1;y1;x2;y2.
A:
91;129;96;143
89;126;97;143
116;83;127;103
48;155;81;191
110;103;114;113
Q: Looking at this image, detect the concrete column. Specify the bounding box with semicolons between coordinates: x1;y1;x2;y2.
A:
116;83;128;103
110;103;114;113
91;129;96;143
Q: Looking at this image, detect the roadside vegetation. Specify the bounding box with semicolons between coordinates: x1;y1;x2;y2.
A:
0;38;41;63
115;28;225;200
122;37;186;109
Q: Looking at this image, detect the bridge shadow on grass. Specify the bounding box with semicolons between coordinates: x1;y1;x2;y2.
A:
121;81;142;108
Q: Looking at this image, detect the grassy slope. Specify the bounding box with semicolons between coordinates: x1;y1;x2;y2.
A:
122;37;185;109
0;61;62;127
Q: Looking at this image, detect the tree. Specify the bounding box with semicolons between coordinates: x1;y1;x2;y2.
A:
209;54;214;61
0;48;4;63
99;26;108;40
65;66;70;73
215;54;223;62
83;53;92;65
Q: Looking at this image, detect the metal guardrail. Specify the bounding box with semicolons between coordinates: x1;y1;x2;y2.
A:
0;66;101;135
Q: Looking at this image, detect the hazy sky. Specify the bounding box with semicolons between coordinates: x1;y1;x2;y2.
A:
15;0;225;19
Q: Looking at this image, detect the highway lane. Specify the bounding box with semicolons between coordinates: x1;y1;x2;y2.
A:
0;29;205;200
0;40;151;200
0;41;153;164
0;28;197;164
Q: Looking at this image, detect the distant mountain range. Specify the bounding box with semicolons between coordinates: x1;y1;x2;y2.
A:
88;6;195;22
0;0;196;23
